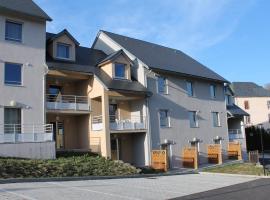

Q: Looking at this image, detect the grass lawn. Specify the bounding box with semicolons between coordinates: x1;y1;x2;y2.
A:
203;163;269;176
0;155;140;179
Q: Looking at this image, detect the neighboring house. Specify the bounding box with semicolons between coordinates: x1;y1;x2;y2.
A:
0;0;54;158
92;31;230;167
225;84;249;154
231;82;270;130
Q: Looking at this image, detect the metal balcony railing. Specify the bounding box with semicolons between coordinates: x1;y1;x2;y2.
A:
0;124;53;143
229;129;244;140
91;115;147;131
46;94;90;111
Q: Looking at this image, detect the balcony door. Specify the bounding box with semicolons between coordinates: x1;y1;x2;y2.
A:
109;104;118;122
4;108;21;134
48;85;62;102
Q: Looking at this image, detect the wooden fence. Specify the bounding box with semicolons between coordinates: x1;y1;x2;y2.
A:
249;150;259;164
182;147;198;169
151;150;168;171
228;142;242;160
207;144;222;164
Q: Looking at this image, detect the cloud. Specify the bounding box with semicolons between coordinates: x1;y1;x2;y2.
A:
35;0;255;54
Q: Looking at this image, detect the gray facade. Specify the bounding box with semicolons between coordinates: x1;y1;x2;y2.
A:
147;72;228;168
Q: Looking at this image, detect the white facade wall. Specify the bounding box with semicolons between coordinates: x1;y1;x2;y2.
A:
0;14;46;126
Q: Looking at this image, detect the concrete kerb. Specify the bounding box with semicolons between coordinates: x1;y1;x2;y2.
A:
200;172;270;179
0;169;197;184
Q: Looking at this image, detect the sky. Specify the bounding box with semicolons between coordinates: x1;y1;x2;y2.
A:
36;0;270;86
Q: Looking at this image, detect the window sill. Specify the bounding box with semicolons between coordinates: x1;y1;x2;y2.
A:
4;84;24;88
5;39;24;45
190;126;200;128
55;57;73;61
160;126;172;129
113;77;131;81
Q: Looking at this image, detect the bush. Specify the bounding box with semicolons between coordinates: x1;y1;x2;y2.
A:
0;155;140;179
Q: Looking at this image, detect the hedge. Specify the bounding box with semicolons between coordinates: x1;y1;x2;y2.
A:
0;155;140;179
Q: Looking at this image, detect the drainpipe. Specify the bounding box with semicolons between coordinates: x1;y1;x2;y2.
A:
146;97;152;166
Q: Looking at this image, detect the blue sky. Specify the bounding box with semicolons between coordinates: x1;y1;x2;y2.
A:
36;0;270;86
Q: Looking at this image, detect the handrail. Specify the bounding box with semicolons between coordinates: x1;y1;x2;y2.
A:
0;124;53;143
46;94;89;104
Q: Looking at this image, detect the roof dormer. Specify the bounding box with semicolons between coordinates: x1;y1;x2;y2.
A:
46;29;79;62
98;50;133;81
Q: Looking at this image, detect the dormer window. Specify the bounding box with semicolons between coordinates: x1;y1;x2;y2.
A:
56;43;70;59
114;63;126;79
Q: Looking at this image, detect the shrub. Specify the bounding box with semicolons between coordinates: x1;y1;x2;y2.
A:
0;155;140;179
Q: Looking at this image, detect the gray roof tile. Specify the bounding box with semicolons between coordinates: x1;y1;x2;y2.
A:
0;0;52;21
231;82;270;97
100;30;228;83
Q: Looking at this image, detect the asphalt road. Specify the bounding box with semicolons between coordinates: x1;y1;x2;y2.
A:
0;174;259;200
172;177;270;200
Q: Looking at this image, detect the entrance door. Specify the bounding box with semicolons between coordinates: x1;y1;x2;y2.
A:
111;137;120;160
51;122;64;149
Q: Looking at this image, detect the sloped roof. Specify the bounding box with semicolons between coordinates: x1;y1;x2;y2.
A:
98;49;132;66
231;82;270;97
227;104;249;117
97;30;228;83
0;0;52;21
46;33;149;94
47;29;80;45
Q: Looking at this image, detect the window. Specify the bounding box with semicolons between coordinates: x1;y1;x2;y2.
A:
5;21;22;42
4;63;22;85
56;43;70;59
186;81;193;96
212;112;221;127
225;95;232;105
4;108;21;133
114;63;126;79
244;100;249;110
159;110;170;127
210;85;216;98
268;114;270;123
245;116;251;124
189;111;198;128
267;101;270;109
157;76;168;94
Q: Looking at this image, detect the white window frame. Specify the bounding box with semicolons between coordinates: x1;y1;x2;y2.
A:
186;81;194;97
157;76;168;94
212;112;221;127
56;42;71;60
4;62;23;86
5;20;23;43
113;62;127;80
189;111;199;128
210;84;216;99
159;109;170;128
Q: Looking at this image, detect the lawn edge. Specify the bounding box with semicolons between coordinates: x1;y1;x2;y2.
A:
200;171;269;179
0;169;196;184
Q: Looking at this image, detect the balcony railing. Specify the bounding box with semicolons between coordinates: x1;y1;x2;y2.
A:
229;129;244;140
46;94;90;111
91;115;147;131
0;124;53;143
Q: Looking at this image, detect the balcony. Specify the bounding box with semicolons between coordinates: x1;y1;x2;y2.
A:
46;94;90;112
229;129;244;141
0;124;53;143
91;115;146;132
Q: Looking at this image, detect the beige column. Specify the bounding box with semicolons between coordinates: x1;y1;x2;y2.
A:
101;90;111;158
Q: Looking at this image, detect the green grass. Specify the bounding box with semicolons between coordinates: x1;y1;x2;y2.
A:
0;155;140;179
203;163;268;176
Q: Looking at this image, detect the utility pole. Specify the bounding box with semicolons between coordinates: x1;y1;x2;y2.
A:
259;124;266;176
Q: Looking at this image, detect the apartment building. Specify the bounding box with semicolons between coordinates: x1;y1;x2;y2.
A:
0;0;55;158
92;31;232;167
231;82;270;130
1;0;242;167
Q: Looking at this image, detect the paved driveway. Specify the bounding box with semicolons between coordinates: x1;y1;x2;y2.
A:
0;173;258;200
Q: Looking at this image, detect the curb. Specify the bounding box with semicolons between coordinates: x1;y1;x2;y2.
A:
199;172;270;179
0;170;197;184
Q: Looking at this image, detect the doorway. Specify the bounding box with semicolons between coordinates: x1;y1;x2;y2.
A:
111;137;120;160
51;121;64;149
